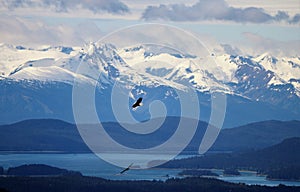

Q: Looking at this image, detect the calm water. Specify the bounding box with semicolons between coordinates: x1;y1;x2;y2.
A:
0;153;299;186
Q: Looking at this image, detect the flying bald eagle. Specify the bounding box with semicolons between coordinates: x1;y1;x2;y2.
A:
132;97;143;109
120;163;133;174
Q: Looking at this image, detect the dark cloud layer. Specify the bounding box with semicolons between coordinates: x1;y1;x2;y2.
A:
142;0;299;23
0;0;129;14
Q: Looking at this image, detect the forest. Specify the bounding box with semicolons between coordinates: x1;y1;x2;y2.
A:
0;174;299;192
161;137;300;181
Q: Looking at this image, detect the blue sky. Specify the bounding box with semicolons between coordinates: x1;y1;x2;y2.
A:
0;0;299;56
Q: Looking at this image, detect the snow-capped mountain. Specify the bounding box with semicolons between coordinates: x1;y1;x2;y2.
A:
0;43;299;127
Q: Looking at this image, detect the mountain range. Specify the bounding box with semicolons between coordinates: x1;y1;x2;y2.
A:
0;118;299;153
0;43;299;127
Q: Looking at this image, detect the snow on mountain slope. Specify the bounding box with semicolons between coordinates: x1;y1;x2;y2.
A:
9;65;98;85
253;53;300;92
0;44;80;77
213;54;239;83
0;42;300;126
118;44;300;98
0;42;299;99
253;53;300;82
119;45;231;92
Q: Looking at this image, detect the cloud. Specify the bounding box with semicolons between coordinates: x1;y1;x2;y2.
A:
274;11;289;21
193;30;300;57
240;32;300;56
290;14;300;24
220;44;242;56
0;15;104;47
0;0;129;14
141;0;299;23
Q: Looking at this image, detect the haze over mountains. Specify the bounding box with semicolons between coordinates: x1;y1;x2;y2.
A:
0;43;299;127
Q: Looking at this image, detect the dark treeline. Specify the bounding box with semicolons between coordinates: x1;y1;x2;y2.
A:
161;137;300;181
4;164;82;177
267;166;300;181
0;175;299;192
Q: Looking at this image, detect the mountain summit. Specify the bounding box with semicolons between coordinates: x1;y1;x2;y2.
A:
0;43;299;126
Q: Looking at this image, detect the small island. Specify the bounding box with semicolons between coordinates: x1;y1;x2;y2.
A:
2;164;82;177
223;168;240;176
178;169;219;177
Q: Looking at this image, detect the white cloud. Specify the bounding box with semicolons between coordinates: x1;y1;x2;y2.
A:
0;15;103;47
0;0;129;14
141;0;300;24
0;1;298;57
227;0;300;17
239;32;300;57
187;29;300;57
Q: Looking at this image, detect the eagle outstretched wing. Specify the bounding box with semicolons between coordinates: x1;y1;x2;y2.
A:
120;163;133;174
132;97;143;108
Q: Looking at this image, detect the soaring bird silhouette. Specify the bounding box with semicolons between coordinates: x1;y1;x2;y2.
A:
119;163;133;174
132;97;143;109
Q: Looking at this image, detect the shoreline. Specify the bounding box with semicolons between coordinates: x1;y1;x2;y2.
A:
1;153;300;186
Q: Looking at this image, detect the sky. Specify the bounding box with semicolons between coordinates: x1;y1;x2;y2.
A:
0;0;299;56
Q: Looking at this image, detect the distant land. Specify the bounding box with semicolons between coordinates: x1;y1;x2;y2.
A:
2;164;82;177
212;120;300;152
161;137;300;181
0;164;298;192
0;118;299;153
1;43;300;127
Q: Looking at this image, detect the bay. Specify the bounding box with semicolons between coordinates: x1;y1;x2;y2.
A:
0;153;299;186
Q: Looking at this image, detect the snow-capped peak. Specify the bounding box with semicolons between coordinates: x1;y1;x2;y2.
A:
0;42;299;100
253;52;300;86
0;44;80;78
